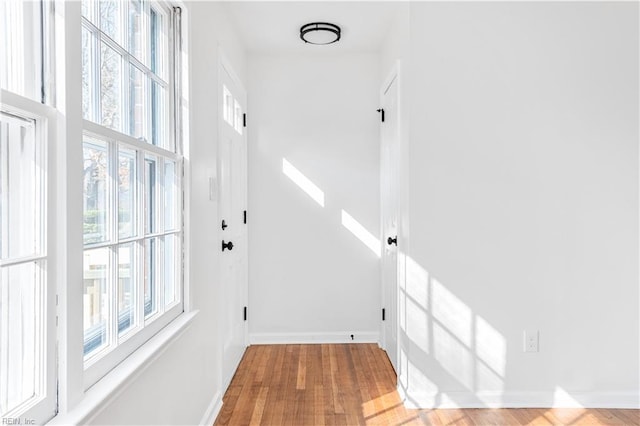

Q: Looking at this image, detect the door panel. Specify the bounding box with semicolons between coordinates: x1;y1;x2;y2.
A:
219;61;248;389
381;71;399;373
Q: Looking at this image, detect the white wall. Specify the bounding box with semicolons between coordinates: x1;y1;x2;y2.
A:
87;2;247;424
386;2;639;408
247;53;381;342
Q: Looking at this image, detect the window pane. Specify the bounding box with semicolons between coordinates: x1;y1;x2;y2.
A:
118;147;136;239
0;262;43;417
82;0;96;24
100;42;122;131
83;248;110;357
118;243;135;336
128;0;144;62
164;160;176;230
234;99;243;135
163;235;176;306
0;112;40;259
150;80;166;147
223;85;232;125
150;7;166;78
99;1;122;44
83;140;108;245
129;65;146;139
82;27;94;121
144;155;156;234
0;1;40;99
144;238;157;318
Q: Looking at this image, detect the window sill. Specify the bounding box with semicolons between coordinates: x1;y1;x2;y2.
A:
47;310;199;425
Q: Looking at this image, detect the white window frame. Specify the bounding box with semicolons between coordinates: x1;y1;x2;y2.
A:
0;90;57;425
79;0;184;389
0;1;43;101
0;0;57;422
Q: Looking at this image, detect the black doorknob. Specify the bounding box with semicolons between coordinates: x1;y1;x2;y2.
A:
387;236;397;246
222;240;234;251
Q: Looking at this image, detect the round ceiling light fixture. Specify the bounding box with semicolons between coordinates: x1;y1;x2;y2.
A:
300;22;341;45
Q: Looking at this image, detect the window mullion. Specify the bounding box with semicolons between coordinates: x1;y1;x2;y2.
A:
35;121;45;256
108;140;118;350
152;154;160;315
92;24;101;124
157;159;165;312
124;59;131;141
0;122;8;258
137;147;145;326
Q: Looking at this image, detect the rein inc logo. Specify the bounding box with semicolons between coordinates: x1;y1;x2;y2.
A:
2;419;35;425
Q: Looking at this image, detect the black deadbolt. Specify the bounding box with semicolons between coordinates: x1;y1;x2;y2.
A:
222;240;234;251
387;236;397;246
221;219;228;230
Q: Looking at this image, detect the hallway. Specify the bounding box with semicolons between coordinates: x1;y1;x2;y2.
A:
213;345;639;425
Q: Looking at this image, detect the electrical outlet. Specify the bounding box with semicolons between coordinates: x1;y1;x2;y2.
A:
523;330;539;352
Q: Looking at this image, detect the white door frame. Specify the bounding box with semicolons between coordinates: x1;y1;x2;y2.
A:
217;49;249;390
380;61;401;373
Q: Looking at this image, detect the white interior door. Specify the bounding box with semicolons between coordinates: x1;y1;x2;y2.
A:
219;59;248;388
381;69;399;373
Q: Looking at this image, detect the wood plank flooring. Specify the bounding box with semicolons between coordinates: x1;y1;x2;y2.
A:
214;344;639;425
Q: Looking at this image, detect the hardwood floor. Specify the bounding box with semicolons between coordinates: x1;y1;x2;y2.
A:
214;344;639;425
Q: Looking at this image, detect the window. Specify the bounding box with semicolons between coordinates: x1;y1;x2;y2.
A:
81;0;182;383
0;1;42;101
1;2;56;423
0;109;53;424
223;84;244;135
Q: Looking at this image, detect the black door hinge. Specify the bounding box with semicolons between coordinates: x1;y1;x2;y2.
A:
382;308;386;321
243;306;247;321
243;113;247;128
243;210;247;224
377;108;385;123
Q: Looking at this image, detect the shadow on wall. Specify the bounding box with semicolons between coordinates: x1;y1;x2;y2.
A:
282;157;381;258
398;253;507;408
396;253;597;418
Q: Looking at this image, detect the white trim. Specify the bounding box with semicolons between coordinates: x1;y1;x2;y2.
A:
398;387;640;410
48;310;198;425
249;332;381;345
83;303;184;388
82;119;178;160
199;391;223;426
0;89;58;425
379;59;401;374
217;45;250;391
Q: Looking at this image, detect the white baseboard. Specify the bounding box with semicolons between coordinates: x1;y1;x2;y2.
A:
249;331;380;345
199;391;223;426
399;386;640;409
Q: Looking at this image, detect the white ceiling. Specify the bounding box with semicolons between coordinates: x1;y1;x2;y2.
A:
224;2;401;54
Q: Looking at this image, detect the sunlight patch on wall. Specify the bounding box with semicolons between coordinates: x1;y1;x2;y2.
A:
282;158;325;207
399;348;409;393
407;358;439;394
406;255;428;305
398;256;509;403
553;387;583;408
432;278;472;347
406;294;429;354
341;209;381;257
433;321;474;390
475;315;506;377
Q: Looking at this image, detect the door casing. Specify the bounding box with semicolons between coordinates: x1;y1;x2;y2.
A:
218;51;249;390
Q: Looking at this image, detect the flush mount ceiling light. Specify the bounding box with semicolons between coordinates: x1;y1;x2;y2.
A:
300;22;341;45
